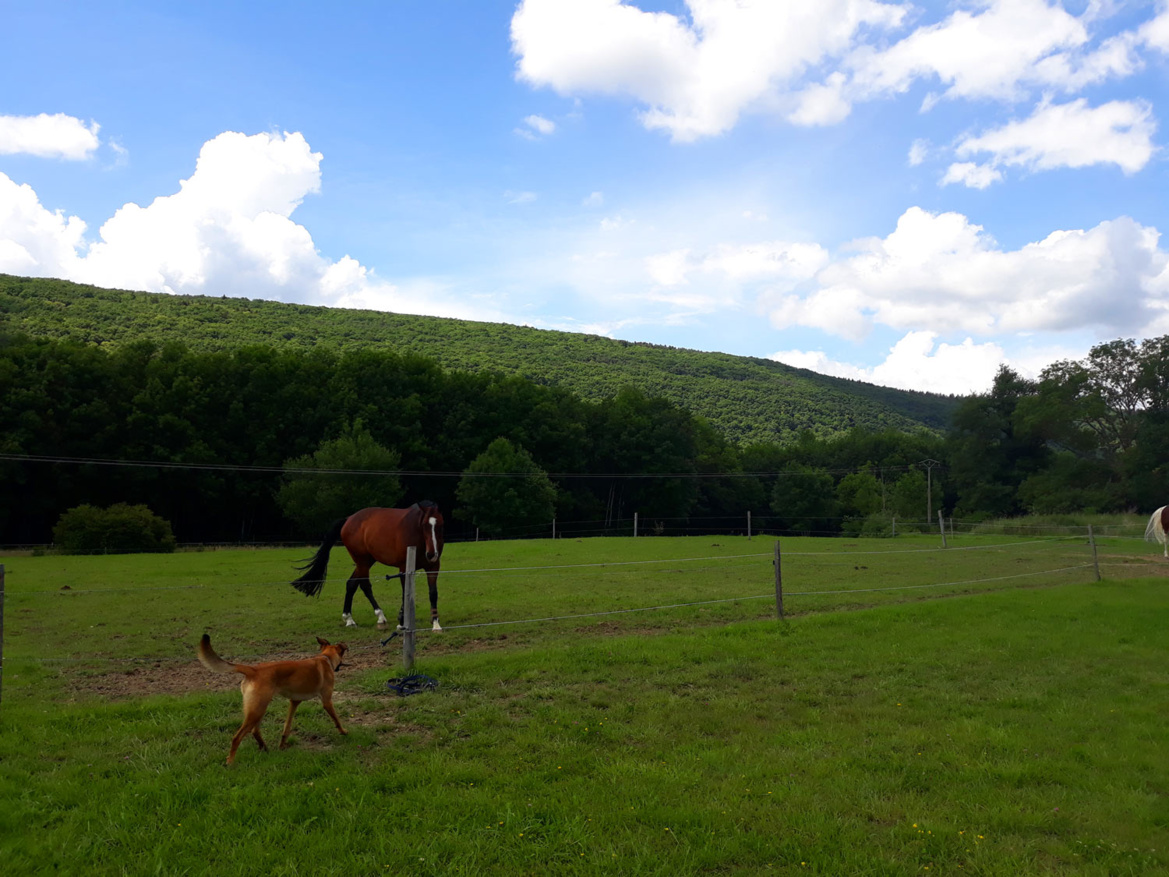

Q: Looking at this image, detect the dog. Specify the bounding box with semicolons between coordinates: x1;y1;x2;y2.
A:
197;634;348;765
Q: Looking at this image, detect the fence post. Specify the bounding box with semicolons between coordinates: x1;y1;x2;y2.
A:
1088;525;1101;582
747;511;752;540
892;516;896;538
634;512;638;538
938;510;947;548
552;518;556;540
773;541;783;619
403;546;416;672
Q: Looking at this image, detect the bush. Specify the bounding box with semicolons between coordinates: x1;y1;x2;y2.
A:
860;512;896;538
53;503;177;554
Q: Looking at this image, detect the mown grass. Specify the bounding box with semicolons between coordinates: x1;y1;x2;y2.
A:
1;535;1167;875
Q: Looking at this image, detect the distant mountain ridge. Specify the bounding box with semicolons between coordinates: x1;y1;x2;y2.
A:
0;274;960;445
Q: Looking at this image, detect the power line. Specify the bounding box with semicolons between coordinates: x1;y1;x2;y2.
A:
0;451;945;480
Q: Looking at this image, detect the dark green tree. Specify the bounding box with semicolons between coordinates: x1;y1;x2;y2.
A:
276;421;403;536
947;366;1046;518
455;438;558;537
770;465;840;534
890;470;929;526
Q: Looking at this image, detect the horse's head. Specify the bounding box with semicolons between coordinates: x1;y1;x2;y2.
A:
418;500;444;564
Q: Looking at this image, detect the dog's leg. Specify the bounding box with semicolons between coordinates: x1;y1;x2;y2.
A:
280;700;301;749
227;686;272;764
321;694;348;736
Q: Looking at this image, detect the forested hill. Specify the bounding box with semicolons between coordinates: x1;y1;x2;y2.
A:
0;274;959;445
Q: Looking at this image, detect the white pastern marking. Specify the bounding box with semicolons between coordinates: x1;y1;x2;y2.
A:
432;620;443;632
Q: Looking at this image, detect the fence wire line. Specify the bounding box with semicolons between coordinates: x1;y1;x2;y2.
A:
8;538;1082;596
11;563;1096;666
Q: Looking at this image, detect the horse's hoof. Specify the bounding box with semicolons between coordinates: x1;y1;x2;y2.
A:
342;613;357;628
432;621;443;632
376;621;388;630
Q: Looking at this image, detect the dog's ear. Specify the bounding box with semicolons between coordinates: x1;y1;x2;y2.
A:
316;636;330;648
336;642;348;655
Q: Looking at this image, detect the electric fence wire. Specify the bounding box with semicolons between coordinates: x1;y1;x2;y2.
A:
12;562;1097;666
8;537;1084;596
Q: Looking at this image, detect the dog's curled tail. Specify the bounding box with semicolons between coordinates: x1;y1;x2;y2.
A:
198;634;253;677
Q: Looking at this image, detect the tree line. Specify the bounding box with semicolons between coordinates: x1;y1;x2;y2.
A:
1;274;957;446
1;332;1164;546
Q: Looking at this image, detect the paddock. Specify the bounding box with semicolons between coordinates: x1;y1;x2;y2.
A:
2;534;1167;874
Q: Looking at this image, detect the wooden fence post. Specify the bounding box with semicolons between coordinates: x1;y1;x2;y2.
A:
747;511;752;540
938;510;947;548
774;541;784;619
634;512;638;538
1088;525;1101;582
892;516;896;538
552;518;556;540
403;546;416;672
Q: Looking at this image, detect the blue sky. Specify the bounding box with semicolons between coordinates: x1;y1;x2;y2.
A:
3;0;1169;394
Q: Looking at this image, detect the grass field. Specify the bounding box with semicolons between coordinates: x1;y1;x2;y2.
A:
1;534;1167;875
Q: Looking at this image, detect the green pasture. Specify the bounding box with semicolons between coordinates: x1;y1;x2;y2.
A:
1;534;1167;875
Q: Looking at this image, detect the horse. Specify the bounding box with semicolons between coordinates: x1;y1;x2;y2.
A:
1144;505;1169;558
291;501;445;630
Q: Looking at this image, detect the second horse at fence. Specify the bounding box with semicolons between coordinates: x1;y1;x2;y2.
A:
291;502;445;630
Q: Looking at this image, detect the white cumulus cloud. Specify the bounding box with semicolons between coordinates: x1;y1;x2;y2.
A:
940;162;1003;189
770;331;1089;395
952;98;1156;181
0;173;89;274
772;331;1008;394
1143;4;1169;53
511;0;906;141
0;113;101;160
767;206;1169;341
849;0;1114;104
516;114;557;139
0;129;501;319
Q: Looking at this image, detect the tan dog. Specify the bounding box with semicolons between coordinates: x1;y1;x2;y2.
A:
198;634;348;765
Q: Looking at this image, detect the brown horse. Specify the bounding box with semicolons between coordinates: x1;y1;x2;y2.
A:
291;501;445;630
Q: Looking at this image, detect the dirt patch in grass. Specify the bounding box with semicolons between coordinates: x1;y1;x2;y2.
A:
57;643;408;700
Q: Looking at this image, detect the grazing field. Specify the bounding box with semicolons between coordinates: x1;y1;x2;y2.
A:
1;535;1167;875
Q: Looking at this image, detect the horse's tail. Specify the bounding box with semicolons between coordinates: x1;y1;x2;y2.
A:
1145;506;1166;544
291;517;347;597
197;634;253;677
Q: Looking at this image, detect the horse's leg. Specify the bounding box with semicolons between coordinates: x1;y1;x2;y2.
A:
342;562;370;627
426;568;442;632
356;577;388;628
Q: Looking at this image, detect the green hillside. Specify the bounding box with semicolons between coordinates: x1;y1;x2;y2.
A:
0;274;959;445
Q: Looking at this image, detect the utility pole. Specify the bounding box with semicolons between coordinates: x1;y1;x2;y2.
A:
920;459;941;524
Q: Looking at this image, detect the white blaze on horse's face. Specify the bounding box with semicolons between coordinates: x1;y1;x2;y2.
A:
426;516;441;562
